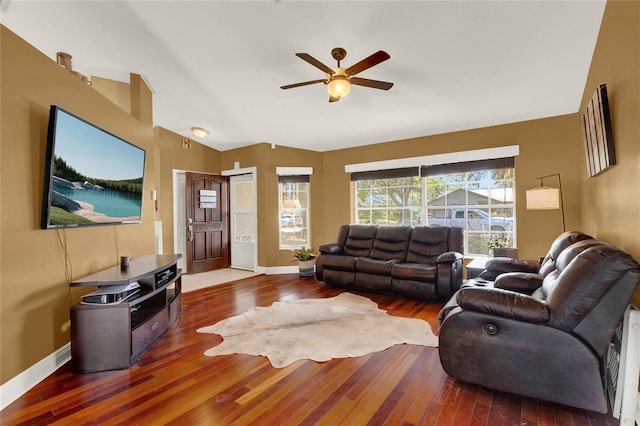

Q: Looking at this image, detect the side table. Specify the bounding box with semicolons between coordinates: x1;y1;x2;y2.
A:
466;257;490;279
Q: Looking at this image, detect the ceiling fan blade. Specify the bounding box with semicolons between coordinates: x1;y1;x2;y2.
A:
280;79;326;90
296;53;335;75
329;95;341;103
349;77;394;91
345;50;390;76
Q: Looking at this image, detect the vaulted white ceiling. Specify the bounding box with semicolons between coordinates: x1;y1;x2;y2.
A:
1;1;606;152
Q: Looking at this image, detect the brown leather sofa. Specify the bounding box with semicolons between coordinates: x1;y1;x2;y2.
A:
316;224;463;301
438;233;640;413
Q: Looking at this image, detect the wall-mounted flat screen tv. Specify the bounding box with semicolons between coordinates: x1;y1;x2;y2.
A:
41;105;146;229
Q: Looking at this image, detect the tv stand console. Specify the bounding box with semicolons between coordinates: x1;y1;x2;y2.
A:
69;254;182;373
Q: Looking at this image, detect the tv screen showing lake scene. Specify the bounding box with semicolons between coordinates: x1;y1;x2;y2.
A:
41;106;146;229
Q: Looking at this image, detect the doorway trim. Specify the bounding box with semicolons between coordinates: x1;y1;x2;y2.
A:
173;169;187;272
222;166;258;272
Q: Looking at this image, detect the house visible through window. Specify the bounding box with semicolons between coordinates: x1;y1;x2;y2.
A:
353;158;515;256
278;175;310;250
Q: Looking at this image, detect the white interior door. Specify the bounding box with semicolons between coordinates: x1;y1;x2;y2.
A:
230;173;256;270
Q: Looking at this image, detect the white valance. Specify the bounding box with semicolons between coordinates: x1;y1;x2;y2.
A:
344;145;519;174
276;167;313;176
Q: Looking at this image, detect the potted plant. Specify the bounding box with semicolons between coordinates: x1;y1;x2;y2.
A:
293;247;316;277
487;239;519;258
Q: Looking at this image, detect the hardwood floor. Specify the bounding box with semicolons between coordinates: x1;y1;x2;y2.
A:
1;275;618;425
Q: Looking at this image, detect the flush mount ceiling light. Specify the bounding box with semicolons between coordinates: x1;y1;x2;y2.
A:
191;127;209;138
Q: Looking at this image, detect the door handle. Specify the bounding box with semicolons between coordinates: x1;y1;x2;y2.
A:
187;218;193;242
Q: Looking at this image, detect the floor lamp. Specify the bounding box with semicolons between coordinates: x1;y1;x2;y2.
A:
525;173;565;232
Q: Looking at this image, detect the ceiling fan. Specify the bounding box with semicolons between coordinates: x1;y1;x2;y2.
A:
281;47;394;103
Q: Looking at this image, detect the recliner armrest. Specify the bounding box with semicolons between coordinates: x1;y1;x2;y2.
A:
436;251;463;264
456;288;550;323
494;272;544;295
319;243;344;255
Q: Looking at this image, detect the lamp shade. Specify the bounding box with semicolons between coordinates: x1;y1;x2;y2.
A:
526;187;560;210
327;76;351;98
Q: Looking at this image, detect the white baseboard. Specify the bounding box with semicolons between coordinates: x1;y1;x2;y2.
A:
256;265;299;275
0;343;71;411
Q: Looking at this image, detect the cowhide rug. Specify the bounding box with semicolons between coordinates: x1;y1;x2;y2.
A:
196;292;438;368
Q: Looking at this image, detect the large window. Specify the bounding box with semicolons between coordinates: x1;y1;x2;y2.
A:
278;176;310;249
355;175;422;226
354;159;515;256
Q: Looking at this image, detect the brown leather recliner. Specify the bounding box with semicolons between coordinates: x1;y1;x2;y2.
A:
437;232;600;324
438;239;640;412
477;231;595;293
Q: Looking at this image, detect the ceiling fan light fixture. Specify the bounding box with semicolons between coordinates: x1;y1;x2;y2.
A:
191;127;209;138
327;76;351;98
281;48;392;101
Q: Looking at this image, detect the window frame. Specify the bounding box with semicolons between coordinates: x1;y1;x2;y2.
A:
353;162;516;257
422;169;515;256
277;168;312;250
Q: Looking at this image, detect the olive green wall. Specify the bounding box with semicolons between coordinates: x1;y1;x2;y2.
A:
320;114;585;262
156;127;222;255
90;76;131;114
0;26;156;383
577;0;640;306
221;144;323;267
221;111;586;268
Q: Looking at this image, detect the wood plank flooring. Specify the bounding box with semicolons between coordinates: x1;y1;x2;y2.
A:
1;274;619;425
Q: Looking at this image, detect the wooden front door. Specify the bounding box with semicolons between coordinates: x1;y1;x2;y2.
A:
185;172;229;273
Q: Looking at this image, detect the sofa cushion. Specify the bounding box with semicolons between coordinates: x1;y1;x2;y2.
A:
322;269;356;287
335;224;351;247
369;226;412;261
391;262;437;282
405;226;451;264
538;231;594;276
555;240;607;272
391;279;437;301
355;272;393;292
547;245;640;334
539;240;606;300
321;254;357;272
355;257;399;276
343;225;377;257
